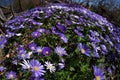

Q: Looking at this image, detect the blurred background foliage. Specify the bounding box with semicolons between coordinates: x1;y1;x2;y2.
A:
75;0;120;28
65;0;120;28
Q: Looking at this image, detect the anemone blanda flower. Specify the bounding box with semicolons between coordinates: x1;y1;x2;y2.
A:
17;48;26;55
74;27;84;38
88;30;100;43
93;66;105;80
107;65;115;75
17;45;25;53
65;19;72;25
31;31;41;38
30;59;46;77
27;51;33;59
74;29;84;38
36;46;43;53
12;59;18;65
44;61;56;73
90;30;99;36
78;43;90;57
37;28;46;33
32;21;43;26
56;23;67;33
107;67;112;75
20;59;30;69
55;46;67;56
59;33;68;43
42;47;51;56
51;27;61;35
0;66;6;72
88;35;100;43
28;42;37;51
93;46;100;58
5;30;15;38
6;71;17;79
58;63;65;70
100;44;108;52
18;50;28;60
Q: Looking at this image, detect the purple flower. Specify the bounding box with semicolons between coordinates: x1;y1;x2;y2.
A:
58;63;65;70
42;47;51;56
93;51;100;58
65;19;72;25
59;33;68;43
44;61;56;73
107;67;112;75
6;71;17;79
56;23;67;33
20;59;30;69
51;27;61;35
31;20;43;26
55;46;67;56
78;43;91;57
74;27;84;37
36;46;43;53
18;51;28;60
31;31;41;38
74;29;84;38
93;66;105;80
107;65;115;75
90;30;99;36
88;30;100;43
28;42;37;51
17;45;25;54
12;59;18;65
88;35;100;43
6;30;15;38
30;59;46;77
93;46;100;58
100;45;108;52
0;66;6;72
37;28;46;33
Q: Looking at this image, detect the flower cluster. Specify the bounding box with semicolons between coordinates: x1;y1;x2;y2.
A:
0;3;119;80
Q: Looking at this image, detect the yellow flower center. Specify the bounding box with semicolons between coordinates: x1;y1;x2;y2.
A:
48;65;51;69
35;33;38;36
9;74;13;79
46;51;49;54
96;76;100;80
81;48;85;53
37;49;42;53
40;29;42;33
19;50;22;53
34;66;39;71
58;50;61;54
31;46;35;50
21;54;25;58
61;37;64;39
